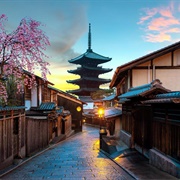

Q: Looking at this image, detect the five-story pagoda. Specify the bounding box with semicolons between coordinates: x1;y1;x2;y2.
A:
67;24;112;101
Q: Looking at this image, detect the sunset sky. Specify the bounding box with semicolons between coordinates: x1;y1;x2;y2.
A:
1;0;180;92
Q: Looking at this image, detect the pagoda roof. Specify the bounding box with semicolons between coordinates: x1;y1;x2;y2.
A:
69;49;111;65
67;87;102;96
67;77;111;85
68;65;112;75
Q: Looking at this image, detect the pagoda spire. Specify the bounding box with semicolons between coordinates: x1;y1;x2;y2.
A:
88;23;92;52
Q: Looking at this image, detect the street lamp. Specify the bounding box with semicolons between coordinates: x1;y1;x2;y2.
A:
98;107;105;129
98;106;107;149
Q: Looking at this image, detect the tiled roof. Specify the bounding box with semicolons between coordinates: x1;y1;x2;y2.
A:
56;106;64;114
142;91;180;104
104;107;122;118
119;84;151;99
38;102;56;111
69;50;111;64
48;85;86;105
0;106;25;111
119;79;169;100
155;91;180;99
103;94;116;101
68;66;112;74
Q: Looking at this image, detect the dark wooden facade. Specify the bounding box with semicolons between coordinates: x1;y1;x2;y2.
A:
57;95;83;132
119;83;180;178
151;103;180;162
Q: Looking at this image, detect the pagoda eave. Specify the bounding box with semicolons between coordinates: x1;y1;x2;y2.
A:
67;88;101;96
67;67;112;75
66;78;111;84
69;51;111;65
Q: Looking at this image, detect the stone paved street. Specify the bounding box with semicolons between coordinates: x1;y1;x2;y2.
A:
0;125;134;180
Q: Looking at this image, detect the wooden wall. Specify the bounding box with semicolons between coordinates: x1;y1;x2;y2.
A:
0;109;26;170
122;104;133;134
26;117;49;156
57;95;83;132
152;104;180;161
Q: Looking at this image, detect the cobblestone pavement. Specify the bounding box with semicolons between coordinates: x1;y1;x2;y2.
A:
1;125;134;180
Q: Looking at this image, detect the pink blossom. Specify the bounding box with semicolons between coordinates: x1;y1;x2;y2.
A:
0;14;50;104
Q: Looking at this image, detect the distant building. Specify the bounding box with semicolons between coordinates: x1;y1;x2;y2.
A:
67;24;112;102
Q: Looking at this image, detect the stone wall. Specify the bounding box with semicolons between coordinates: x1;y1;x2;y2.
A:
120;130;131;148
149;149;180;178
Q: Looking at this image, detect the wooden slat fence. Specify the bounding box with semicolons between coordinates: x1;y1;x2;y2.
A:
64;114;72;135
26;117;49;156
153;106;180;162
122;105;133;134
0;110;25;170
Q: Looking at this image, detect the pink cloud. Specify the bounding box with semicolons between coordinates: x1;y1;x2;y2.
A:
165;27;180;33
145;32;171;42
159;8;173;17
138;8;157;24
139;1;180;43
148;17;180;31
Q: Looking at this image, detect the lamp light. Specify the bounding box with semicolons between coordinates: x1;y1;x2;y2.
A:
76;106;81;112
98;107;104;118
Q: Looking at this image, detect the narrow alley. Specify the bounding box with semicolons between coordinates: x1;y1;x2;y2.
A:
0;125;134;180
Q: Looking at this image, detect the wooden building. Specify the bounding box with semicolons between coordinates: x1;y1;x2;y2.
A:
25;74;54;110
48;86;85;132
109;41;180;178
119;80;179;178
110;41;180;95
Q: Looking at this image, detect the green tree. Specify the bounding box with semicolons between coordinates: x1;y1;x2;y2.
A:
6;75;22;106
90;89;114;100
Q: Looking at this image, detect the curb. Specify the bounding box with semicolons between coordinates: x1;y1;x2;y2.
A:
99;148;138;180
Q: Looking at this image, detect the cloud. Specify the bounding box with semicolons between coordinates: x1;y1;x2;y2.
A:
138;1;180;42
43;3;88;72
144;32;171;42
148;17;180;31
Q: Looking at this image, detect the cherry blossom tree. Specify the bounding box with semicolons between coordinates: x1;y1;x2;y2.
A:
0;14;50;105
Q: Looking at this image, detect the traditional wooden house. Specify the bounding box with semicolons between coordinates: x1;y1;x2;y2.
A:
119;80;180;178
25;74;54;110
48;86;85;132
109;41;180;178
110;41;180;95
119;80;169;149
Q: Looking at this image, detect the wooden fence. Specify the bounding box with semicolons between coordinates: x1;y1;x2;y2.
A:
0;109;26;170
63;114;72;136
0;109;73;171
26;116;49;156
25;113;72;156
152;105;180;161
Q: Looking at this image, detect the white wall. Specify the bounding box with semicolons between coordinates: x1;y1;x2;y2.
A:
31;86;38;107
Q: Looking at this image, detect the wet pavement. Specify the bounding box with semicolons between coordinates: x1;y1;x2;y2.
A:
0;125;134;180
108;149;178;180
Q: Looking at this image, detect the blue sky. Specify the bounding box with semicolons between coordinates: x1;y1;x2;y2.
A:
1;0;180;91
